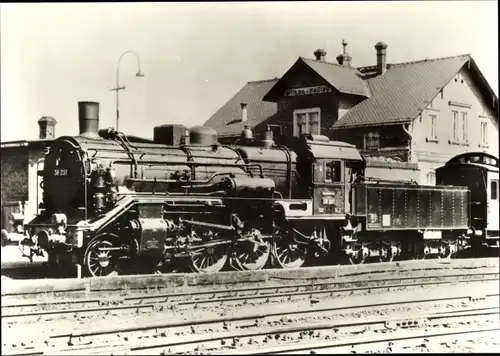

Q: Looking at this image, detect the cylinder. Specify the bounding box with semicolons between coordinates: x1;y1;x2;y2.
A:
78;101;100;138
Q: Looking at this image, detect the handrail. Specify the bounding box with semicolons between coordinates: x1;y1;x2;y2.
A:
109;160;264;178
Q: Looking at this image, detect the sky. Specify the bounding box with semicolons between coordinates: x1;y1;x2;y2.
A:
0;1;498;142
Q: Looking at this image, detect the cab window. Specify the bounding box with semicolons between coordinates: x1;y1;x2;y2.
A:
491;180;498;200
326;161;341;183
325;162;332;182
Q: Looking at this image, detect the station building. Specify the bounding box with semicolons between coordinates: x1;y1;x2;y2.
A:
204;41;499;185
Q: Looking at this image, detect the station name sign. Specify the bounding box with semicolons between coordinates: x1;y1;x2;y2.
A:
284;85;332;97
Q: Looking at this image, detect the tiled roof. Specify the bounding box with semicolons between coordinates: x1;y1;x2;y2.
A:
204;78;279;137
300;57;371;97
333;54;472;128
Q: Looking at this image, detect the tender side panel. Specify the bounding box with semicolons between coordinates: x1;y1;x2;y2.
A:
442;190;455;228
405;188;419;228
455;189;469;227
431;190;442;227
355;184;469;231
380;187;393;228
418;189;430;228
393;188;405;228
365;186;380;229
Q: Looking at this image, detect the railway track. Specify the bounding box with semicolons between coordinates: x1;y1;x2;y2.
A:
2;271;498;323
205;313;500;355
3;290;499;355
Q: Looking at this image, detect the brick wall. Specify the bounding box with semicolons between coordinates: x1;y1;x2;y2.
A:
0;148;29;202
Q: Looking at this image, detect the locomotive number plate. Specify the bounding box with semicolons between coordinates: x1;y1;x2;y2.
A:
54;168;69;177
322;197;336;205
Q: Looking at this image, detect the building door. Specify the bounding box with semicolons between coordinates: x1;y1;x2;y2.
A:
487;173;499;232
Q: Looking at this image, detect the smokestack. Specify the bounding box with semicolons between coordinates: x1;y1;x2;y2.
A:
240;102;248;122
38;116;57;139
314;49;327;61
78;101;100;138
375;42;388;75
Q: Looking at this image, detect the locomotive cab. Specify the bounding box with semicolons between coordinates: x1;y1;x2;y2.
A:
305;136;364;217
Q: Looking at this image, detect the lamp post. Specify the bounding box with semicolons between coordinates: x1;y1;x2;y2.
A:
109;50;145;132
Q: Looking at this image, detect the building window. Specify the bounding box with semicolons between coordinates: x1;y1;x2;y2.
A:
461;112;468;142
451;110;468;143
293;108;321;136
365;132;380;150
452;110;459;141
430;114;438;140
480;121;488;145
427;171;436;185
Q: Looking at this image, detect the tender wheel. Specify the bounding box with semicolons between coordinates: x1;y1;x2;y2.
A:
189;245;228;273
84;236;120;277
272;241;307;269
232;241;271;271
349;256;365;265
348;247;367;265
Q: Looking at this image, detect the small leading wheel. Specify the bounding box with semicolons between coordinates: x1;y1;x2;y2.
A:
272;241;307;269
189;245;228;273
84;236;120;277
232;241;271;271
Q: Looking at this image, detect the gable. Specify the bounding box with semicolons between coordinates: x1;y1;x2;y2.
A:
263;57;371;102
262;59;332;102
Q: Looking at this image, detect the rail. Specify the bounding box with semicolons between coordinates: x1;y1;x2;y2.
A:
2;272;498;322
3;287;498;355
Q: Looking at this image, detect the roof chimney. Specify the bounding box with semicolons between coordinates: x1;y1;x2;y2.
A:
336;40;352;67
78;101;100;139
38;116;57;140
375;41;388;75
240;102;248;122
314;49;327;61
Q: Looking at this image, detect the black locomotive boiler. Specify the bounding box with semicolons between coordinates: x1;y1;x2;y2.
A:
20;101;498;277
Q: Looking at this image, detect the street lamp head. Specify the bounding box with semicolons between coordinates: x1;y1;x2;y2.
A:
136;71;145;77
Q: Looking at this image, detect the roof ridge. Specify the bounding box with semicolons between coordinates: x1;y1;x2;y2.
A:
300;56;357;70
247;78;280;84
389;53;470;67
357;53;471;71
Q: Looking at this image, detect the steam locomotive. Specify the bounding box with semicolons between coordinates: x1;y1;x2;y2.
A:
20;102;499;277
